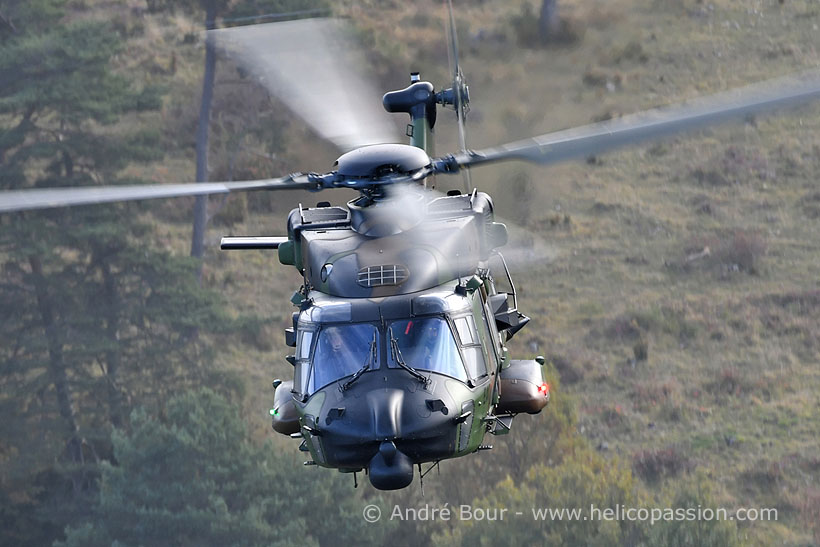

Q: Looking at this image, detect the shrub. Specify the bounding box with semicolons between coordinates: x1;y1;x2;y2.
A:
632;447;691;482
797;489;820;543
630;379;680;412
706;366;749;397
715;230;767;274
690;145;772;186
508;2;583;48
548;353;584;384
684;230;767;275
648;472;740;546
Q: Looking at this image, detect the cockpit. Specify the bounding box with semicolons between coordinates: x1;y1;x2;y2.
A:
387;317;465;380
309;323;378;392
293;313;490;397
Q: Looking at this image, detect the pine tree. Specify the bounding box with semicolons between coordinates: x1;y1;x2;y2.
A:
59;389;393;547
145;0;328;278
539;0;559;43
0;2;243;544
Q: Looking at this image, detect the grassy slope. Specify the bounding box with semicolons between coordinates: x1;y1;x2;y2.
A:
89;0;820;543
343;4;820;542
471;1;820;543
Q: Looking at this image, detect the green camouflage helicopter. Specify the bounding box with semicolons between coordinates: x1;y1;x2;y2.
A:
3;4;820;490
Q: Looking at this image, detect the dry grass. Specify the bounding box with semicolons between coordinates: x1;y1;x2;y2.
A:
95;0;820;543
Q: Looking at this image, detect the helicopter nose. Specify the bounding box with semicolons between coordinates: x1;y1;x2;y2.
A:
366;389;403;439
368;440;413;490
364;389;415;489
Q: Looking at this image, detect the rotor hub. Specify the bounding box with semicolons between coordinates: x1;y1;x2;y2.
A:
334;144;431;179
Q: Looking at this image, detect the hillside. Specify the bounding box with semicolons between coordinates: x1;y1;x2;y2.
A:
221;1;820;543
2;0;819;544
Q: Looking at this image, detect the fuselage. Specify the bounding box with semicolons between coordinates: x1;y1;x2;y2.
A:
291;282;499;489
270;189;545;489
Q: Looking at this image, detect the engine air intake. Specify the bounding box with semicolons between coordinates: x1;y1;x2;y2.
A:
357;265;409;287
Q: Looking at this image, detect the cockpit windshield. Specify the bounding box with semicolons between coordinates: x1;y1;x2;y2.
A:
310;324;378;391
387;317;467;381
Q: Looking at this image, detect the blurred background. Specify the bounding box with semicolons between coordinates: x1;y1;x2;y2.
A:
1;0;819;545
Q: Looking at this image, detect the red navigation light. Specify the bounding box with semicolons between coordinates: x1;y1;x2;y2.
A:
538;383;549;396
405;321;413;335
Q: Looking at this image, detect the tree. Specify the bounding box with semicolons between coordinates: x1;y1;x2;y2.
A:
190;0;226;276
0;2;243;544
539;0;559;44
430;361;582;506
59;389;393;547
0;0;157;471
647;473;739;547
145;0;239;277
434;448;645;546
145;0;328;280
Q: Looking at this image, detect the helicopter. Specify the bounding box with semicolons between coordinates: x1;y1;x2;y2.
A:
3;3;820;491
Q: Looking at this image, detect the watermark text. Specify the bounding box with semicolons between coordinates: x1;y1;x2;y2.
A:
362;503;778;524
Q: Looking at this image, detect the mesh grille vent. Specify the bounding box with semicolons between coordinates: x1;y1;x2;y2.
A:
357;265;409;287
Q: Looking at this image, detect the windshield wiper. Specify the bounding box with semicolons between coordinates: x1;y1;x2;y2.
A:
340;333;376;391
389;328;430;385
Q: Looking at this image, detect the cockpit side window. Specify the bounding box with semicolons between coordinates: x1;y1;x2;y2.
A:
453;317;478;346
309;323;378;392
471;293;499;374
387;317;468;381
454;316;477;345
454;315;487;381
293;329;315;398
297;330;314;360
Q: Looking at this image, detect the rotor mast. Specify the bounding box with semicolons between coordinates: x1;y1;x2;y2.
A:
383;72;466;153
383;73;436;155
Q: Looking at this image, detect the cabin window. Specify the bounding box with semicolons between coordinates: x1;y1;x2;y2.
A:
454;316;477;345
472;295;499;373
296;330;314;360
387;317;468;381
454;315;487;381
293;329;315;396
462;347;488;380
294;361;310;398
309;323;378;392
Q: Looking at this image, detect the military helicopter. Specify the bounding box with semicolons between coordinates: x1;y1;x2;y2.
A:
3;3;820;491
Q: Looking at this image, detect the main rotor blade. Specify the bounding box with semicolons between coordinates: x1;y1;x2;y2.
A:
446;0;467;151
0;176;314;214
450;70;820;169
210;18;400;152
445;0;471;192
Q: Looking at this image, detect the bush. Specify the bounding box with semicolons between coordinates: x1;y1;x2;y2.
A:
648;472;740;547
436;448;643;546
714;230;767;275
797;489;820;544
632;447;691;483
705;366;749;397
508;2;583;48
549;353;584;384
691;145;772;186
630;379;680;412
59;389;393;547
606;307;698;343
